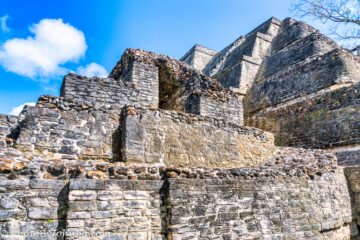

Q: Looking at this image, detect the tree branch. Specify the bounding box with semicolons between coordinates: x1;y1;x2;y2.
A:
292;0;360;25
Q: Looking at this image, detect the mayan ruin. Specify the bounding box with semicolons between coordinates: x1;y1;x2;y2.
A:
0;16;360;239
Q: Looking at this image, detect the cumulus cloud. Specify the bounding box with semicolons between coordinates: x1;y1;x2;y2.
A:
0;18;87;78
0;15;10;33
77;62;108;77
9;102;36;116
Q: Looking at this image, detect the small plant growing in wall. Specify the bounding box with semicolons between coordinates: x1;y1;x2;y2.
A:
135;181;142;189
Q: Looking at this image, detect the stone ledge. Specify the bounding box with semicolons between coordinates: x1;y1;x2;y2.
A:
0;145;336;181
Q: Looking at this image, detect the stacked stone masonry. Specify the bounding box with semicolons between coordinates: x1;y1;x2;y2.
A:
0;114;19;147
16;95;121;161
244;17;360;166
15;97;248;162
1;16;360;239
203;17;281;95
180;45;218;72
122;108;274;167
109;48;243;124
0;146;359;239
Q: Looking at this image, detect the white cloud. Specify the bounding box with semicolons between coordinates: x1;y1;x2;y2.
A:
9;102;36;116
77;62;108;77
0;15;10;33
0;18;87;78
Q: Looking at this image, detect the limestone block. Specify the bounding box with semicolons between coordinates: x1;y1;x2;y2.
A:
0;197;19;209
28;207;58;220
29;179;66;189
67;211;91;219
69;201;97;211
69;190;97;201
97;191;123;201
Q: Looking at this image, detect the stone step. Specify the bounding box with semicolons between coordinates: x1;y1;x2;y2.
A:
257;32;338;79
246;81;360;149
245;49;360;113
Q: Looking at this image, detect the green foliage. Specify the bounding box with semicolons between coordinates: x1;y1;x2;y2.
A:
135;181;142;189
309;109;329;118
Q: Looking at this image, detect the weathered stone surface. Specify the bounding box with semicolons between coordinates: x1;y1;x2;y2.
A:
0;112;26;147
86;170;108;180
166;168;353;239
246;49;360;112
16;95;121;161
180;44;217;72
122;108;275;167
334;146;360;166
246;80;360;150
203;17;281;95
69;190;97;201
28;207;58;220
0;145;357;239
111;48;244;125
29;179;66;189
244;17;360;167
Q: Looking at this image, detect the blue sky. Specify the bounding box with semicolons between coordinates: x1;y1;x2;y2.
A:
0;0;295;114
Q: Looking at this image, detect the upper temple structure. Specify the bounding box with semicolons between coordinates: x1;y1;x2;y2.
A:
1;17;360;239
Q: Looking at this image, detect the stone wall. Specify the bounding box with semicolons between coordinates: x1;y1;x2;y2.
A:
1;175;354;239
185;94;243;125
0;178;67;240
60;75;123;107
109;48;244;125
15;96;245;165
16;96;121;161
180;44;217;72
61;61;159;110
15;95;243;164
345;166;360;228
0;176;165;239
246;81;360;149
15;96;245;164
122;108;275;167
66;179;164;240
0;114;19;147
254;32;338;82
246;49;360;112
196;95;243;125
334;146;360;166
166;170;354;239
121;61;159;109
0;146;358;239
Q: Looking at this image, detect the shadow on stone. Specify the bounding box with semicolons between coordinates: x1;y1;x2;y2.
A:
344;167;360;239
111;107;128;162
160;179;171;239
56;182;70;240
